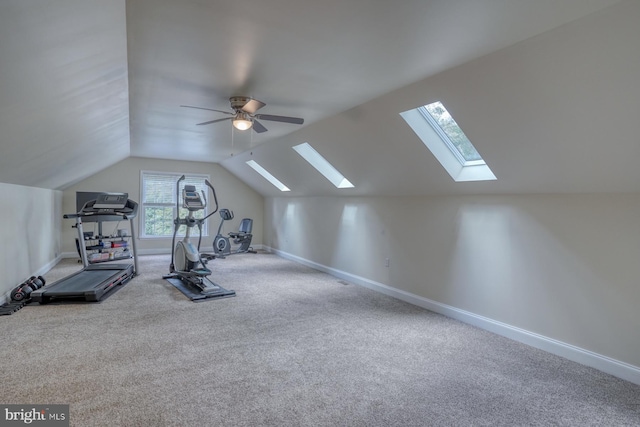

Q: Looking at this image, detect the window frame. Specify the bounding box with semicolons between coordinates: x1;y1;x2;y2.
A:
139;170;211;239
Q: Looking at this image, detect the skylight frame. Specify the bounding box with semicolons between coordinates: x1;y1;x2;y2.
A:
246;160;291;192
292;142;354;189
400;102;496;182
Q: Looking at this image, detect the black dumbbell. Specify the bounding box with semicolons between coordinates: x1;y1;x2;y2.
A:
11;281;34;301
28;276;46;289
27;276;40;289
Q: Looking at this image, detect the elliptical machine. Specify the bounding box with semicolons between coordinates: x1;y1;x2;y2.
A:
213;209;256;258
163;176;235;301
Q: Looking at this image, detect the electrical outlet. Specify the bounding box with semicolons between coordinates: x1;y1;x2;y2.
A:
385;258;390;268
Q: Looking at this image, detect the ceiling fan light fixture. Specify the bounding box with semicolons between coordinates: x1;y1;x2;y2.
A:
232;113;252;130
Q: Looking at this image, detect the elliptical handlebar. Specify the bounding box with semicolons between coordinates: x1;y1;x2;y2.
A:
175;175;186;214
169;175;187;272
203;179;219;220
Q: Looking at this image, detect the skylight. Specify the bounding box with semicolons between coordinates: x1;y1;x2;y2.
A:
292;142;354;188
246;160;291;192
421;102;483;165
400;101;496;182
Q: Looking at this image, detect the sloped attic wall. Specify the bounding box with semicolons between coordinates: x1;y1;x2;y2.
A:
0;0;130;190
260;2;640;384
221;0;640;196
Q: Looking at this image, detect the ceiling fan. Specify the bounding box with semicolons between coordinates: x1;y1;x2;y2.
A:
181;96;304;133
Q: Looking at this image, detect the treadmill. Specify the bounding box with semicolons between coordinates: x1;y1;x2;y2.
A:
31;193;139;304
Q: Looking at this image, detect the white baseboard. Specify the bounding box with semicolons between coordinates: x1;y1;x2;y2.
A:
268;247;640;386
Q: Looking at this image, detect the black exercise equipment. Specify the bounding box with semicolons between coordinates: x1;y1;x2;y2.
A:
10;276;46;300
1;276;47;315
10;276;44;301
11;282;34;302
0;300;28;315
163;176;235;301
27;276;46;290
30;193;139;304
212;209;256;258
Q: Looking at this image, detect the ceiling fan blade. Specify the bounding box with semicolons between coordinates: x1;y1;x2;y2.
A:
252;120;268;133
255;114;304;125
241;99;266;114
181;105;233;115
197;117;232;126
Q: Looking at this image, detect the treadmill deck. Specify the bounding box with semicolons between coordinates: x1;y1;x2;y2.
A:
31;263;135;303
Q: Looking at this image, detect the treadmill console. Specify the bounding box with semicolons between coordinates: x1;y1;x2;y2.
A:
93;193;128;209
182;186;204;210
80;193;135;216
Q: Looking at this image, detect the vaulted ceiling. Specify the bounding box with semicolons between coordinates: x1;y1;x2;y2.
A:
1;0;638;196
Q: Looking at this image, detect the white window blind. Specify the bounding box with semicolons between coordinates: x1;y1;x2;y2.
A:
140;171;210;238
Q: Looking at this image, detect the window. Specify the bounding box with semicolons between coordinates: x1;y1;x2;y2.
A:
140;171;209;238
400;101;496;182
292;142;354;188
246;160;291;191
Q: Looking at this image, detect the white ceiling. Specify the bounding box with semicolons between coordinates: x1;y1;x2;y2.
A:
126;0;623;162
1;0;637;196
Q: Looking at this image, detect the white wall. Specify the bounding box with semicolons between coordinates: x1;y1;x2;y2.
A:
0;183;62;304
61;157;263;255
265;194;640;381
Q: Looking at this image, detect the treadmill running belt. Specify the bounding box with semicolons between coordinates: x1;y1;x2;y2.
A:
50;269;121;295
32;264;135;303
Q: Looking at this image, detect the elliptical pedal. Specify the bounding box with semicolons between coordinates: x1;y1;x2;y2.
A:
192;268;211;276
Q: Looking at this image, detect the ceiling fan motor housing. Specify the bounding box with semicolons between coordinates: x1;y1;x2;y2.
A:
230;96;251;110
